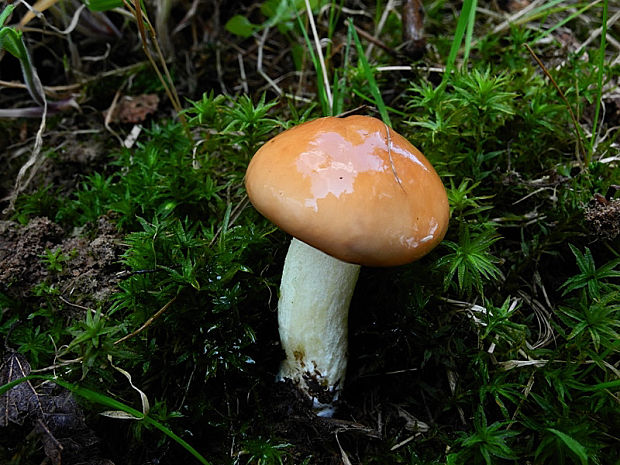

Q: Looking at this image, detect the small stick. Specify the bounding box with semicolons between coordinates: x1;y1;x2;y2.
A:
524;43;586;164
354;25;399;57
104;85;125;146
114;296;177;345
238;53;249;94
257;26;284;96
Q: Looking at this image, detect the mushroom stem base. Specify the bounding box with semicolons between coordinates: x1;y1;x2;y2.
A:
277;238;360;416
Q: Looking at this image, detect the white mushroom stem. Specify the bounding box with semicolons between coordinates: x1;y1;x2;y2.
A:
277;238;360;416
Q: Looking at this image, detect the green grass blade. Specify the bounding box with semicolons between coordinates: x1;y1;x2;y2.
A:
325;0;343;68
526;0;572;21
302;0;332;111
294;6;330;115
441;0;476;87
545;429;588;465
0;375;211;465
588;0;608;165
218;201;232;249
332;21;353;116
348;19;391;126
462;0;478;65
582;378;620;391
83;0;124;11
0;23;44;106
0;4;15;25
351;89;407;117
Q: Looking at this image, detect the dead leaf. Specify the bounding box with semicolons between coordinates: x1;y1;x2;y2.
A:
1;350;115;465
37;382;112;465
396;406;429;432
38;384;87;434
103;94;159;124
35;419;64;465
0;350;41;426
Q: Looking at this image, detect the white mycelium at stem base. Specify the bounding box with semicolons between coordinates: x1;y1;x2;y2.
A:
277;238;360;416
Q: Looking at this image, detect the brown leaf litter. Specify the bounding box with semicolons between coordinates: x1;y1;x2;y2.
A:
0;348;114;465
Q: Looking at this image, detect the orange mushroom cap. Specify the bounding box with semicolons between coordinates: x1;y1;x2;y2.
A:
245;115;449;267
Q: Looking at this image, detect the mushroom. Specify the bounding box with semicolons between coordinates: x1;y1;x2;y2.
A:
245;115;449;416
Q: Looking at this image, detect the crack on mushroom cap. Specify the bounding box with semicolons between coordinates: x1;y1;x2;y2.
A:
384;123;405;192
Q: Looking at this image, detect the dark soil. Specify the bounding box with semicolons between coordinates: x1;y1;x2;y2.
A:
0;216;123;310
585;195;620;241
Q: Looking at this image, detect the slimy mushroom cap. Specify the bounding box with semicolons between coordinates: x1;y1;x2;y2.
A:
245;115;449;267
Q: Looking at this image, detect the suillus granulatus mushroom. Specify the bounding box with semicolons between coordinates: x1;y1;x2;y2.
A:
245;115;449;416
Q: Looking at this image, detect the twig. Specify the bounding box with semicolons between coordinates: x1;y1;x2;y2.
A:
256;26;283;96
0;61;149;97
104;84;126;146
58;296;97;314
171;0;200;36
216;47;228;95
355;25;399;57
512;186;555;205
237;53;249;94
390;435;416;451
31;357;84;373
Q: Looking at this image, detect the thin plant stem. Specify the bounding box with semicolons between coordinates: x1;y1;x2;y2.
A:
349;19;391;126
114;296;177;345
304;0;332;112
6;92;47;213
294;8;329;114
441;0;476;87
124;0;189;136
589;0;608;165
462;0;477;66
524;43;587;165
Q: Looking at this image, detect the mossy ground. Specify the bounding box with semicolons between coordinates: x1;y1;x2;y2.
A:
1;0;619;464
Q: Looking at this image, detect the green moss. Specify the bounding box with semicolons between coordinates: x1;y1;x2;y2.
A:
2;1;619;463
